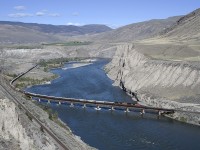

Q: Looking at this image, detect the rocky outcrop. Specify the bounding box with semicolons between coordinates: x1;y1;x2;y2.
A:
0;98;57;150
106;43;200;125
0;99;34;150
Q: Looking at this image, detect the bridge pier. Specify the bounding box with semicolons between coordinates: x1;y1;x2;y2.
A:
57;101;61;106
82;103;86;108
158;110;161;116
95;105;101;110
125;107;130;113
110;106;115;111
140;109;145;115
70;102;74;107
158;110;164;116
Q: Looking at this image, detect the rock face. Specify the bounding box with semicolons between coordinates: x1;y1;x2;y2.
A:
106;44;200;99
0;99;57;150
0;99;34;150
106;43;200;125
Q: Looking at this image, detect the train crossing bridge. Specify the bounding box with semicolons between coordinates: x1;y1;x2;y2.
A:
24;92;175;115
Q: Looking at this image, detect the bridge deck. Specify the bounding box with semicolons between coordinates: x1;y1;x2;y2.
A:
24;92;175;114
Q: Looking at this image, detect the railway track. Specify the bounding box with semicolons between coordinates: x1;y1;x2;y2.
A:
0;76;69;150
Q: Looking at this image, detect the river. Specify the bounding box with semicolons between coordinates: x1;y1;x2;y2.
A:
26;59;200;150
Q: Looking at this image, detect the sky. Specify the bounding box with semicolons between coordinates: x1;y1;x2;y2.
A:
0;0;200;28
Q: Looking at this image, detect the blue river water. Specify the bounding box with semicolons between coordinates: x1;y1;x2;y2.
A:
26;59;200;150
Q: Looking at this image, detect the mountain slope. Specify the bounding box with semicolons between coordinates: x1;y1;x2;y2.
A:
160;8;200;42
0;24;61;44
0;21;112;36
0;21;112;44
81;16;180;43
138;8;200;60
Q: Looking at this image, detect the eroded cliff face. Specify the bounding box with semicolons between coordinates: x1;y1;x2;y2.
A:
106;43;200;125
0;99;57;150
0;99;34;149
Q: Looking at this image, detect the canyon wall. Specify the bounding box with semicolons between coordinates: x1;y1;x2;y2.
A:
106;43;200;125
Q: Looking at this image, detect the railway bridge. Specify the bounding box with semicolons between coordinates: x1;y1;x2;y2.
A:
24;92;175;115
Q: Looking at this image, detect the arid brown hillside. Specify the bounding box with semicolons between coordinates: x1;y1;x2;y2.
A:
0;21;112;44
160;8;200;42
79;16;180;43
0;24;60;44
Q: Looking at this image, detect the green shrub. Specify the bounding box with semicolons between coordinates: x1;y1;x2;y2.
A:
180;117;187;122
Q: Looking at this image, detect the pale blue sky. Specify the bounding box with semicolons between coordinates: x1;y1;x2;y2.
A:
0;0;200;28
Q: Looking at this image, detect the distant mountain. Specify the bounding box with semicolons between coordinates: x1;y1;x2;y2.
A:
81;16;181;43
0;21;112;44
0;21;112;36
0;24;60;44
160;8;200;42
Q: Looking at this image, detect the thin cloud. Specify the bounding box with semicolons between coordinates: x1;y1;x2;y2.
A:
8;13;33;18
72;12;79;16
49;13;60;17
8;9;61;18
67;22;82;26
35;10;60;17
14;5;26;11
36;11;46;16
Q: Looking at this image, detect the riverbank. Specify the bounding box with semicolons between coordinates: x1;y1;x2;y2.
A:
136;93;200;126
109;78;200;126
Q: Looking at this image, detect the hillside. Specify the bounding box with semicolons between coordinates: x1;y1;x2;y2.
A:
0;21;112;36
137;8;200;61
160;8;200;43
0;24;61;44
0;21;112;44
79;16;180;43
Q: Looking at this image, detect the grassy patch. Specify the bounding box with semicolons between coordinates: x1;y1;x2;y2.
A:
38;57;84;71
4;73;18;81
42;41;92;46
180;116;187;123
25;112;33;121
5;73;18;78
15;75;58;89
